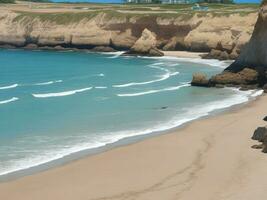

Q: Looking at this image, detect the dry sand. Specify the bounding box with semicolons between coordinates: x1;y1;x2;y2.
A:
0;95;267;200
163;51;206;58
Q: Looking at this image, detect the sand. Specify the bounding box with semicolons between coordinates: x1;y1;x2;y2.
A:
163;51;206;58
0;95;267;200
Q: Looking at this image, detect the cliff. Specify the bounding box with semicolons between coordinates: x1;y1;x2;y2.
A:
226;4;267;72
0;6;257;55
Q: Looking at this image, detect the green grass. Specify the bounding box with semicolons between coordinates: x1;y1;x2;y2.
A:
0;0;15;3
12;3;259;25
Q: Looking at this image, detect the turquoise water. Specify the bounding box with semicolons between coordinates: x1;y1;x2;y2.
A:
0;49;258;176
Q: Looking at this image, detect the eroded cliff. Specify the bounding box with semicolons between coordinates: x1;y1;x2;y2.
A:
0;8;257;55
227;4;267;72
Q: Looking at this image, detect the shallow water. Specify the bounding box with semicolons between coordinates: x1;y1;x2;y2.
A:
0;49;259;176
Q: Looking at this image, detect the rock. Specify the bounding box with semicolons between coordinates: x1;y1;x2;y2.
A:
23;44;38;50
125;29;164;57
54;45;66;50
251;144;264;149
252;127;267;142
226;4;267;73
229;51;239;60
191;73;210;87
218;51;229;60
210;68;258;86
148;48;164;56
91;46;116;52
201;49;230;60
262;134;267;153
263;116;267;121
263;84;267;93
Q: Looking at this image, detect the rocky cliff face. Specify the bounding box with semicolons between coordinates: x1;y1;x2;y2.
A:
0;10;257;54
226;4;267;72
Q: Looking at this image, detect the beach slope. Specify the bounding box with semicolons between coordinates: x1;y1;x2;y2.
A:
0;95;267;200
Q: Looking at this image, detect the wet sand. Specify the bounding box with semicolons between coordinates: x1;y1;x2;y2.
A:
0;94;267;200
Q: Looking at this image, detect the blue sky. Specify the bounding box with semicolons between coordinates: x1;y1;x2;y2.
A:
53;0;261;3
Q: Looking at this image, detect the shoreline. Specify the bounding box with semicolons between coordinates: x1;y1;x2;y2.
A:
0;48;257;181
0;94;267;199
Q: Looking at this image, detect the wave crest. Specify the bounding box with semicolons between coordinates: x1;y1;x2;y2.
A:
117;83;190;97
32;87;93;98
0;84;18;90
0;97;19;104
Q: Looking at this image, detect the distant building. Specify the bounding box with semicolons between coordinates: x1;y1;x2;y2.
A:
126;0;152;3
161;0;198;3
126;0;204;3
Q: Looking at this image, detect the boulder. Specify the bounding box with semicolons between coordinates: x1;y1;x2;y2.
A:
191;73;210;87
218;51;229;60
210;68;258;86
23;44;38;50
262;135;267;153
125;29;164;57
252;127;267;142
201;49;230;60
91;46;116;52
263;116;267;121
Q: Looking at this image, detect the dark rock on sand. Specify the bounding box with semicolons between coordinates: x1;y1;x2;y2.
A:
252;127;267;142
251;144;264;149
191;73;210;87
262;134;267;153
263;116;267;121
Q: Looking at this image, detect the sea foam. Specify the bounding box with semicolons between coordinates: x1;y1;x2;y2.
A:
0;97;19;105
32;87;92;98
117;83;190;97
0;84;18;90
34;80;63;86
113;65;179;88
0;88;260;177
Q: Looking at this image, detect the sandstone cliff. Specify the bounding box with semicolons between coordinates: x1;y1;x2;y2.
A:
226;4;267;72
0;9;257;55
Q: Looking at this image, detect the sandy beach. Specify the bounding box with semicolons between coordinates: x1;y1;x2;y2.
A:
163;51;206;58
0;94;267;200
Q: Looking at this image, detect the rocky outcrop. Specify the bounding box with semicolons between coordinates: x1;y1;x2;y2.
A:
191;68;259;89
251;126;267;153
125;29;164;56
226;4;267;73
191;73;209;87
91;46;116;52
0;10;257;54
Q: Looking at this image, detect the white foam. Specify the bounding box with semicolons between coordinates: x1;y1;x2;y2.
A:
0;88;256;177
105;51;125;59
97;73;105;77
0;97;19;105
95;86;107;89
34;80;63;86
113;65;178;88
0;84;18;90
117;83;190;97
251;90;264;97
143;56;232;68
32;87;92;98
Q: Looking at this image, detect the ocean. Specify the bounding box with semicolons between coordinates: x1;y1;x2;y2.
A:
0;49;261;176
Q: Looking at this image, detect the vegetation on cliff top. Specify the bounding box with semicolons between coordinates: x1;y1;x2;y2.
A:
0;0;15;3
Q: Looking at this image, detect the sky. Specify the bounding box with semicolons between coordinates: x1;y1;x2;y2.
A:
53;0;261;3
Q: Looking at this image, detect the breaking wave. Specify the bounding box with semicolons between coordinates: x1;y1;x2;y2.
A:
117;83;190;97
0;97;19;105
32;87;93;98
0;84;18;90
